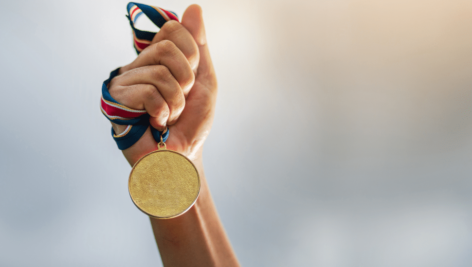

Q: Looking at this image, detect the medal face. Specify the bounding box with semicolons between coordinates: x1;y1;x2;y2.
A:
128;148;200;219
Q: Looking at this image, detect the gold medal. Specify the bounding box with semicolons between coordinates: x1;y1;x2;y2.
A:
128;134;200;219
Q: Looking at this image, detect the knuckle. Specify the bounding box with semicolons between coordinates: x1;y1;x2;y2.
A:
152;65;172;80
108;73;126;88
107;77;125;98
142;85;169;119
161;20;183;35
156;40;177;56
142;84;158;100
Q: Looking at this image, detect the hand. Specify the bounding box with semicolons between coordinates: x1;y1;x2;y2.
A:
108;5;217;166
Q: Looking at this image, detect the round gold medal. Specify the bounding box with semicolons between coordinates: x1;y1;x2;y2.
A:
128;143;200;219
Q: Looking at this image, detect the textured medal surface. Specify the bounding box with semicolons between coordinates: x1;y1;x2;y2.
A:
129;149;200;219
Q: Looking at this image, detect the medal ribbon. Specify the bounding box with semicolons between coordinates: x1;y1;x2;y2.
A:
101;2;178;150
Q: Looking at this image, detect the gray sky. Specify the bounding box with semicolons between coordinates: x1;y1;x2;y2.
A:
1;0;472;266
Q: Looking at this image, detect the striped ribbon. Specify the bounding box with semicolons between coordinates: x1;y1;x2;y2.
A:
127;2;179;54
101;2;179;150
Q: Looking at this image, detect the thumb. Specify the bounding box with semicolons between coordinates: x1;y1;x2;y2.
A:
182;4;207;47
181;5;216;89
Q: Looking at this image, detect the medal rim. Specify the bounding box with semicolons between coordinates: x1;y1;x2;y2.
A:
128;149;201;219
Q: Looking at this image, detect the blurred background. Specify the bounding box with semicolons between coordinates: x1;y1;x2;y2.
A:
1;0;472;266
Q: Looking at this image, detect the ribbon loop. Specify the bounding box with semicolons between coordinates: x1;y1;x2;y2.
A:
126;2;179;54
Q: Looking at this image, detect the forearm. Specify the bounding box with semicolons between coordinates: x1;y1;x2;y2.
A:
150;158;239;267
121;132;238;266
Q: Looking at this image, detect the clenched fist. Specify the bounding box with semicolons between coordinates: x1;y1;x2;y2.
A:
108;5;217;166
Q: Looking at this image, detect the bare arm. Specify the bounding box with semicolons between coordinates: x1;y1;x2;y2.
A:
151;156;239;266
107;5;239;266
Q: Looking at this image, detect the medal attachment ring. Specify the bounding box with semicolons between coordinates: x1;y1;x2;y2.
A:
128;131;201;219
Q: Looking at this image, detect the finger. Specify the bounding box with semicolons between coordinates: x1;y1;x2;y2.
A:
182;4;217;91
151;20;200;71
109;83;170;131
120;40;195;94
114;65;185;125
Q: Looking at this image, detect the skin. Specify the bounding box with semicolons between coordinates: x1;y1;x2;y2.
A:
108;5;240;267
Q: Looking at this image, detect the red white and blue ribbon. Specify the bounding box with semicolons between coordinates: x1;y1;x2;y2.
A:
126;2;179;54
101;97;147;121
101;2;178;150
